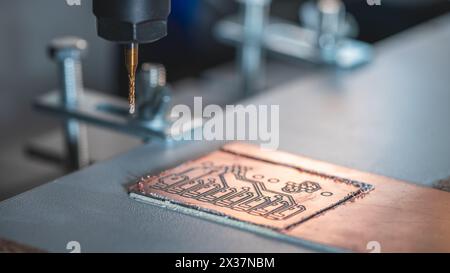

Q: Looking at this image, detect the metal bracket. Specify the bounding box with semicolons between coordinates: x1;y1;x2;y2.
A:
34;89;202;143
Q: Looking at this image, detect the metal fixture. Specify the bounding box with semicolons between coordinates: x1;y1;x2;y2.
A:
35;37;200;169
48;37;90;170
136;63;171;125
215;0;373;92
238;0;271;95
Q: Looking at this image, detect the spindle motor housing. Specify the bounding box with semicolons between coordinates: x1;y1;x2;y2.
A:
93;0;171;43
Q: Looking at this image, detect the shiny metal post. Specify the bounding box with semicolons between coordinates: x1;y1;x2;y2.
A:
48;37;89;170
238;0;271;95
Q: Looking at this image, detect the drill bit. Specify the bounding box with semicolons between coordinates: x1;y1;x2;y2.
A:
125;42;139;114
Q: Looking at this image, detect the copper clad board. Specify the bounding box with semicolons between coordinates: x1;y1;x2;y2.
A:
0;238;44;253
130;142;450;252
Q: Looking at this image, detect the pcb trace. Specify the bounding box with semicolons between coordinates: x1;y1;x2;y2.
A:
130;143;373;231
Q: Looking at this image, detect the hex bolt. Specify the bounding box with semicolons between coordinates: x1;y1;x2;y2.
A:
137;63;171;123
48;37;90;170
317;0;345;50
142;63;166;90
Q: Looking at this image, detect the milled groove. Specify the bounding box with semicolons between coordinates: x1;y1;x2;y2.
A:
220;148;375;193
219;147;375;230
130;147;375;234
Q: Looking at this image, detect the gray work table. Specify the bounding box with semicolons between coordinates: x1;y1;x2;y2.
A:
1;15;450;253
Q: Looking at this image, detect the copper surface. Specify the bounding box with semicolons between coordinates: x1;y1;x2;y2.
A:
130;142;450;252
0;238;45;253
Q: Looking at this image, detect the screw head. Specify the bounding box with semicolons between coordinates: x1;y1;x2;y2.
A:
318;0;344;15
141;63;167;88
48;36;88;60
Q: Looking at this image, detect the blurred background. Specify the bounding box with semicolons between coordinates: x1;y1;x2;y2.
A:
0;0;449;201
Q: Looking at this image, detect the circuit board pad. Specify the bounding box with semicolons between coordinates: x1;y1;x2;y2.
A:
129;143;373;231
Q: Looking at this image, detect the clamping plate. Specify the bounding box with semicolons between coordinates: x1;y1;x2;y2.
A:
34;90;202;142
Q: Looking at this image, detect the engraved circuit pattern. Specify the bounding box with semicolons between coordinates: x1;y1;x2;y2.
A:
281;181;321;194
145;164;313;221
130;144;375;232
